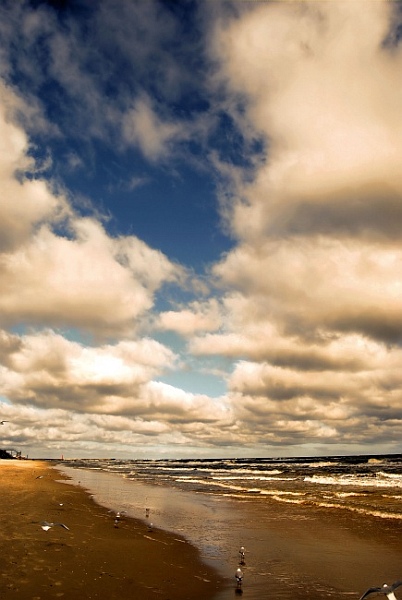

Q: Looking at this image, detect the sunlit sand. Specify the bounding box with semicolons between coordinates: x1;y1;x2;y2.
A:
0;461;224;599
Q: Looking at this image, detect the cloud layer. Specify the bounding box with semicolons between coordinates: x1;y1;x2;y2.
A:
190;0;402;453
1;1;402;458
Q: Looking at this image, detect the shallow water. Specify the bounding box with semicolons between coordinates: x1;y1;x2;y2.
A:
60;454;402;521
57;462;402;600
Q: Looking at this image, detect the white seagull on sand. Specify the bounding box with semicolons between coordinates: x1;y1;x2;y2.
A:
360;581;402;600
41;521;70;532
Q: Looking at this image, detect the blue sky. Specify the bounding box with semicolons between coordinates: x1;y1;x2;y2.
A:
2;0;402;458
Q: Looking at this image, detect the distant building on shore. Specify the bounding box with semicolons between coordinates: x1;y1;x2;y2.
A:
0;448;22;459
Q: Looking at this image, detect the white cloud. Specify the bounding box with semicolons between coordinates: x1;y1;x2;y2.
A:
0;82;184;337
176;0;402;452
0;329;174;411
157;299;222;337
0;218;182;336
211;1;402;243
0;329;231;433
0;327;236;457
3;1;402;456
210;238;402;343
0;83;67;252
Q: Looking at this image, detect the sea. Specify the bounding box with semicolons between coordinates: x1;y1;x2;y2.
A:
56;454;402;600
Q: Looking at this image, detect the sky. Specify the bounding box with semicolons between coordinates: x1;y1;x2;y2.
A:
1;0;402;459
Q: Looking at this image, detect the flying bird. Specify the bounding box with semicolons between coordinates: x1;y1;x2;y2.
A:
360;581;402;600
0;420;9;425
41;521;70;532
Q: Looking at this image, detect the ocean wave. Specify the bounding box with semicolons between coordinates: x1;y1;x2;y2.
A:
377;471;402;480
266;494;402;520
64;454;402;524
303;474;402;489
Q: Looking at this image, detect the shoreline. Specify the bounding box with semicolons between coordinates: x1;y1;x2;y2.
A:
55;462;402;600
0;460;226;599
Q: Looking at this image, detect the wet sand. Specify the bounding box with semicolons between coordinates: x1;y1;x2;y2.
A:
242;498;402;599
0;460;225;599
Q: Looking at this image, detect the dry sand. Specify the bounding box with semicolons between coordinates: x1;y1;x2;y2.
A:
0;460;225;600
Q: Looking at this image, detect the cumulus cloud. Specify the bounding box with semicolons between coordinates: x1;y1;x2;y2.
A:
1;219;183;335
0;404;175;456
0;3;233;457
0;329;175;411
3;0;402;457
0;328;232;430
0;84;67;252
0;81;184;336
212;1;402;243
0;329;233;455
210;238;402;344
157;299;222;336
182;0;402;451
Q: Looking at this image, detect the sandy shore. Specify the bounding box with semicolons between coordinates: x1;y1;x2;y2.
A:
0;460;225;600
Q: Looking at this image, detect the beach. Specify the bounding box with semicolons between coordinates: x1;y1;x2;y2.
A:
4;457;402;600
0;460;225;600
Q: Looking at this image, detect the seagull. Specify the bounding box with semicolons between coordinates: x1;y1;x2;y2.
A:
41;521;70;532
0;420;9;425
235;568;243;586
112;510;126;527
360;581;402;600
